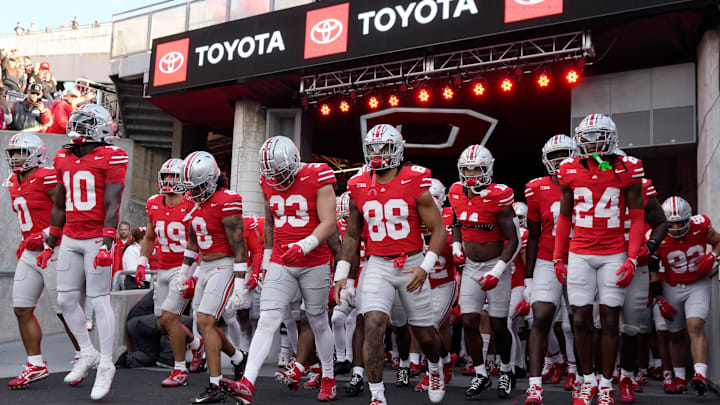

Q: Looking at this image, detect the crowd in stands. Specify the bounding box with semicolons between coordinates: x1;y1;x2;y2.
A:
13;17;100;35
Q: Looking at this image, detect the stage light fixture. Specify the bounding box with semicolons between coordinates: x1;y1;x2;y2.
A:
417;88;430;103
442;86;454;100
471;81;486;96
566;70;580;84
339;100;350;113
368;96;380;109
320;103;331;116
537;73;550;88
388;94;400;107
501;78;513;92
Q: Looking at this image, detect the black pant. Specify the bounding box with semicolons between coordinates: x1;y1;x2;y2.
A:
124;314;192;368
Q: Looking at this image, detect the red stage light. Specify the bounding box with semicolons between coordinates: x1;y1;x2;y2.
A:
301;99;309;107
320;104;331;116
537;73;550;88
339;100;350;113
388;94;400;107
417;88;430;102
442;86;454;100
472;82;486;96
368;96;380;109
501;78;513;92
566;70;580;84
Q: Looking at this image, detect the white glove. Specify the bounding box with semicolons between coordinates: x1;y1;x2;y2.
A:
523;278;532;304
343;279;356;307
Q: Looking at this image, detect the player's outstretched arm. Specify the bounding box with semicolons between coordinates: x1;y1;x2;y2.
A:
102;183;124;249
223;214;248;266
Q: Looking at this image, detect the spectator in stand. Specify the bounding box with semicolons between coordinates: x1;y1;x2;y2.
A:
71;17;79;30
24;59;41;89
93;20;101;28
112;221;133;277
45;25;52;33
0;87;10;130
9;83;52;132
3;56;25;92
14;22;24;36
27;23;36;33
47;88;79;134
123;227;148;290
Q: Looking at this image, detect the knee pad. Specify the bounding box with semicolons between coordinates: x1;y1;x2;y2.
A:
621;324;639;337
57;290;81;312
257;309;284;334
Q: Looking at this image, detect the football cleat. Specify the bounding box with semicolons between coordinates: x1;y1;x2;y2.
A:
275;362;302;390
618;376;635;403
414;374;429;392
304;366;322;390
219;377;253;404
192;383;225;404
409;362;423;378
672;377;687;392
64;350;99;386
564;373;576;391
344;373;364;397
443;354;457;384
461;363;475;376
427;369;445;404
232;351;248;380
189;339;206;373
465;374;492;399
524;384;544;405
691;374;707;396
7;362;49;389
90;365;116;400
550;362;565;384
161;369;188;387
318;377;337;402
598;387;616;405
572;381;598;405
396;367;409;387
497;370;514;399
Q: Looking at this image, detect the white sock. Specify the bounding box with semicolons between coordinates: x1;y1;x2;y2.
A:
307;312;335;379
189;336;202;350
331;310;347;362
399;358;410;368
409;352;420;364
75;350;81;359
529;376;542;387
500;362;512;373
353;367;365;378
584;373;596;387
568;362;577;374
694;363;707;378
294;361;306;374
599;376;612;389
244;310;283;384
474;363;488;377
209;375;221;386
89;295;116;367
551;352;564;364
230;350;244;364
174;361;187;371
674;367;685;380
428;360;441;374
57;291;93;350
638;368;647;375
369;382;385;400
442;353;452;364
621;368;634;378
28;355;44;367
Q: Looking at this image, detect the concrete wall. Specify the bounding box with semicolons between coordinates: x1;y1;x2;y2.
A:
0;132;134;271
696;28;720;387
230;99;266;217
126;143;171;229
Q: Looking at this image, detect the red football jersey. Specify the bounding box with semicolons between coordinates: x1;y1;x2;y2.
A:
244;215;264;275
429;207;456;289
189;188;243;257
448;182;514;243
146;194;194;269
261;163;336;267
8;166;57;241
557;155;644;255
348;164;432;257
525;176;570;262
656;214;712;285
511;227;529;288
53;145;128;239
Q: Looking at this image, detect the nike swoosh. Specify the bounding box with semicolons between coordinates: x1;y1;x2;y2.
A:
401;179;411;184
211;203;218;207
693;230;701;235
94;156;104;160
483;199;493;203
300;176;310;181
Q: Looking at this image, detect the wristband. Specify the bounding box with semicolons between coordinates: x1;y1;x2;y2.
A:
139;256;149;266
334;260;351;282
420;251;439;273
180;263;191;280
49;225;63;238
489;259;508;277
648;255;660;273
184;249;199;260
646;239;660;256
233;262;248;274
451;241;462;254
296;235;320;255
103;227;117;239
262;248;272;269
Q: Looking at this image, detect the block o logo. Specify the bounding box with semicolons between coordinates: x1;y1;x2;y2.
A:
304;3;349;59
505;0;563;23
153;38;189;87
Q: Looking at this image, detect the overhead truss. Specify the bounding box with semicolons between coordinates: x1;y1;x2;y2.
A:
300;30;594;100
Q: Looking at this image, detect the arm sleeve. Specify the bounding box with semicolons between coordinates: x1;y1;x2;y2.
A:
553;213;572;261
105;149;129;183
246;228;263;275
627;208;645;259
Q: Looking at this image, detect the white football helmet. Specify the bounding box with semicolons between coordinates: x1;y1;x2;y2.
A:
181;151;220;204
662;196;692;238
458;144;494;192
363;124;404;170
5;132;46;172
158;158;184;194
541;134;575;176
615;148;627;157
336;191;350;220
574;113;618;158
513;202;528;228
428;178;446;212
66;103;116;144
259;136;300;191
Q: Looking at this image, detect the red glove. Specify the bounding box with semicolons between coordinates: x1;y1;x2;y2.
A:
695;252;718;277
281;244;304;265
181;277;196;299
135;264;147;287
512;299;531;321
636;245;649;264
16;240;26;259
478;274;499;291
554;260;567;286
245;275;258;291
36;248;54;269
655;298;678;320
449;305;462;325
616;258;637;288
23;232;45;251
93;246;113;269
452;242;465;266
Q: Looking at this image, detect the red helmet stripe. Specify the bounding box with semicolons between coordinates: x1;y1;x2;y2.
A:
184;152;199;181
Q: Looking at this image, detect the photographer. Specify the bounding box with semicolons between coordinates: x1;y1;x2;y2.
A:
9;83;51;132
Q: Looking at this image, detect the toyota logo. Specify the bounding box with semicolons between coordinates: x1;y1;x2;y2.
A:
514;0;546;4
310;18;343;45
158;51;184;74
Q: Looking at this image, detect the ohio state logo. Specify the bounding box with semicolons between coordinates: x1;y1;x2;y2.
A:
158;51;184;74
310;19;343;45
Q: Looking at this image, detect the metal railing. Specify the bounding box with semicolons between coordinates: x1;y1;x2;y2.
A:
112;270;157;292
110;0;315;58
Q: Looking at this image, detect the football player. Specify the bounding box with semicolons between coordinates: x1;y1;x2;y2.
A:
5;133;80;389
414;178;459;392
553;114;646;405
37;104;127;400
179;151;249;404
449;144;521;400
220;136;338;403
523;134;576;404
136;158;204;387
651;196;719;396
333;124;446;404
